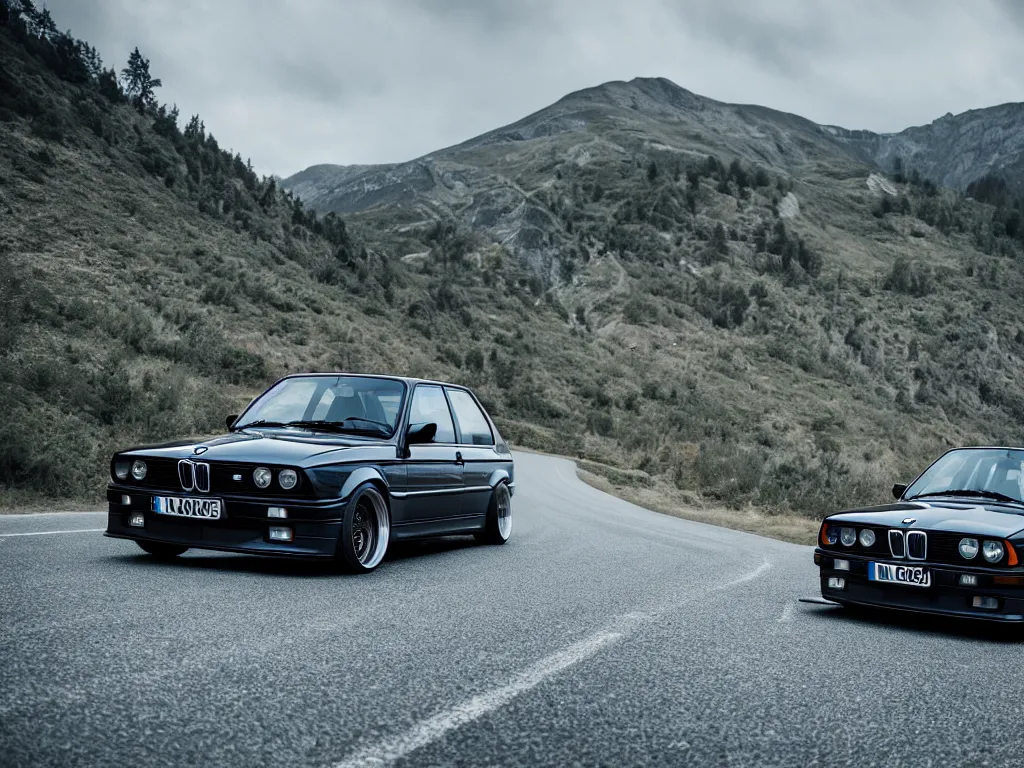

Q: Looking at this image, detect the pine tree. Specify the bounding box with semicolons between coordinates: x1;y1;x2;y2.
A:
121;47;162;113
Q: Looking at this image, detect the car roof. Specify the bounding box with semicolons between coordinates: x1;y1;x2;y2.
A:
274;372;471;389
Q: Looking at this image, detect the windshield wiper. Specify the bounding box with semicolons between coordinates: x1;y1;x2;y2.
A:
285;419;393;437
234;419;288;430
907;489;1022;504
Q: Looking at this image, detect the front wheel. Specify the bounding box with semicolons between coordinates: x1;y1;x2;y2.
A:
475;482;512;545
136;541;188;559
336;483;391;573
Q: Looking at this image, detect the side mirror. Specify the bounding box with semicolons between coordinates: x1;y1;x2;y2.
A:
405;422;437;447
226;414;239;431
892;482;908;500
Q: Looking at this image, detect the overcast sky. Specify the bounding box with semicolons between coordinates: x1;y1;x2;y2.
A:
44;0;1024;177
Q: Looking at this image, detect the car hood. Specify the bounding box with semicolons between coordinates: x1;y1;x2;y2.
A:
829;500;1024;539
119;430;394;466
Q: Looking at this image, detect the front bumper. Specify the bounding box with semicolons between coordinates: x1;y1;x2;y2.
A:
106;486;344;558
816;549;1024;622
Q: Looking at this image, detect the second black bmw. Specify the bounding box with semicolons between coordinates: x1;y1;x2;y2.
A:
105;374;514;572
816;447;1024;621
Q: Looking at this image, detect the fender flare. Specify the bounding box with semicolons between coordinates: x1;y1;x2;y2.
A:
487;469;512;494
339;466;390;502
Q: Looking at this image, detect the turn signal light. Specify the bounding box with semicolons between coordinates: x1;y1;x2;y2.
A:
268;507;288;519
959;574;978;587
1007;541;1019;567
993;575;1024;586
834;559;850;571
121;495;132;506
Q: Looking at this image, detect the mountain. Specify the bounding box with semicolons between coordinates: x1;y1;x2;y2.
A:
282;78;1024;278
5;5;1024;528
828;102;1024;191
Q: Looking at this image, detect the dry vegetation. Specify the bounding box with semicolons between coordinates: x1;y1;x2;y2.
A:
4;8;1024;536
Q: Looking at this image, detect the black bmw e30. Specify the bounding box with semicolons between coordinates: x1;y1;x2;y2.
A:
105;373;514;572
816;447;1024;621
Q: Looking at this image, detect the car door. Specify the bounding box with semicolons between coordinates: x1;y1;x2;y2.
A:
445;387;497;518
402;384;464;523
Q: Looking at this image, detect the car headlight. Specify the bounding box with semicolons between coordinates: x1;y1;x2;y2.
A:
131;460;147;481
983;540;1005;563
859;528;876;547
278;469;298;490
253;467;272;489
824;525;839;545
959;538;979;560
840;527;857;547
114;458;131;481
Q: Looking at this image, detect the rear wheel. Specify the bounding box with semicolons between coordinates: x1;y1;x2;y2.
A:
336;483;391;573
475;482;512;545
136;541;188;559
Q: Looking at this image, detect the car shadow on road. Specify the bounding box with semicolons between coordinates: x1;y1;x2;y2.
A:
102;536;483;577
802;602;1024;644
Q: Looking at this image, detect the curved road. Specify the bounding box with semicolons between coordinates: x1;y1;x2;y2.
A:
2;451;1022;767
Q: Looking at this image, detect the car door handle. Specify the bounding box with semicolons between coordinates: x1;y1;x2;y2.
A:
455;451;464;466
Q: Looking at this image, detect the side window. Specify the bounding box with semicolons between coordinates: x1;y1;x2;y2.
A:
409;385;456;443
446;389;494;446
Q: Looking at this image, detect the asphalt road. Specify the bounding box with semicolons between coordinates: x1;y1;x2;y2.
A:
3;451;1024;767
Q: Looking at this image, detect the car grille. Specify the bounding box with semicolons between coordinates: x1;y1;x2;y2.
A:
827;527;1017;567
121;458;312;497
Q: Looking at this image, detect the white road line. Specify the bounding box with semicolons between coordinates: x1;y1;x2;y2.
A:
0;528;105;538
0;510;105;518
328;561;777;768
717;559;772;589
331;629;628;768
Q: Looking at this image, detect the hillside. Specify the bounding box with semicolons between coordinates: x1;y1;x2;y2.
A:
5;5;1024;524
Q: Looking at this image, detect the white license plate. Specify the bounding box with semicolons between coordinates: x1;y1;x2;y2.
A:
153;496;222;520
869;562;930;587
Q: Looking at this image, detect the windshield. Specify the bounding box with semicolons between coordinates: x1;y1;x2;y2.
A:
903;448;1024;505
236;376;406;437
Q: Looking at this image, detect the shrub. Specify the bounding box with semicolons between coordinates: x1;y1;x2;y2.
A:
883;257;934;297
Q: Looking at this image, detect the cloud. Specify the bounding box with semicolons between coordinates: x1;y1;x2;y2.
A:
41;0;1024;175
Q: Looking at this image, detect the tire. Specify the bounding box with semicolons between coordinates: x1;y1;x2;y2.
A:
136;541;188;559
335;482;391;573
475;482;512;545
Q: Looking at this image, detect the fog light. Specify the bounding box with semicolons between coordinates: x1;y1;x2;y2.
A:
960;574;979;587
129;512;145;528
827;577;846;590
834;559;850;571
972;596;999;610
268;526;293;542
268;507;288;519
121;494;132;506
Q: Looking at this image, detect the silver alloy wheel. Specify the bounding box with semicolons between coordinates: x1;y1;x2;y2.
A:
497;484;512;540
351;490;390;569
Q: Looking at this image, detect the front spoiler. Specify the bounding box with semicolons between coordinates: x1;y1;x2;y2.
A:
106;489;344;559
817;548;1024;622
